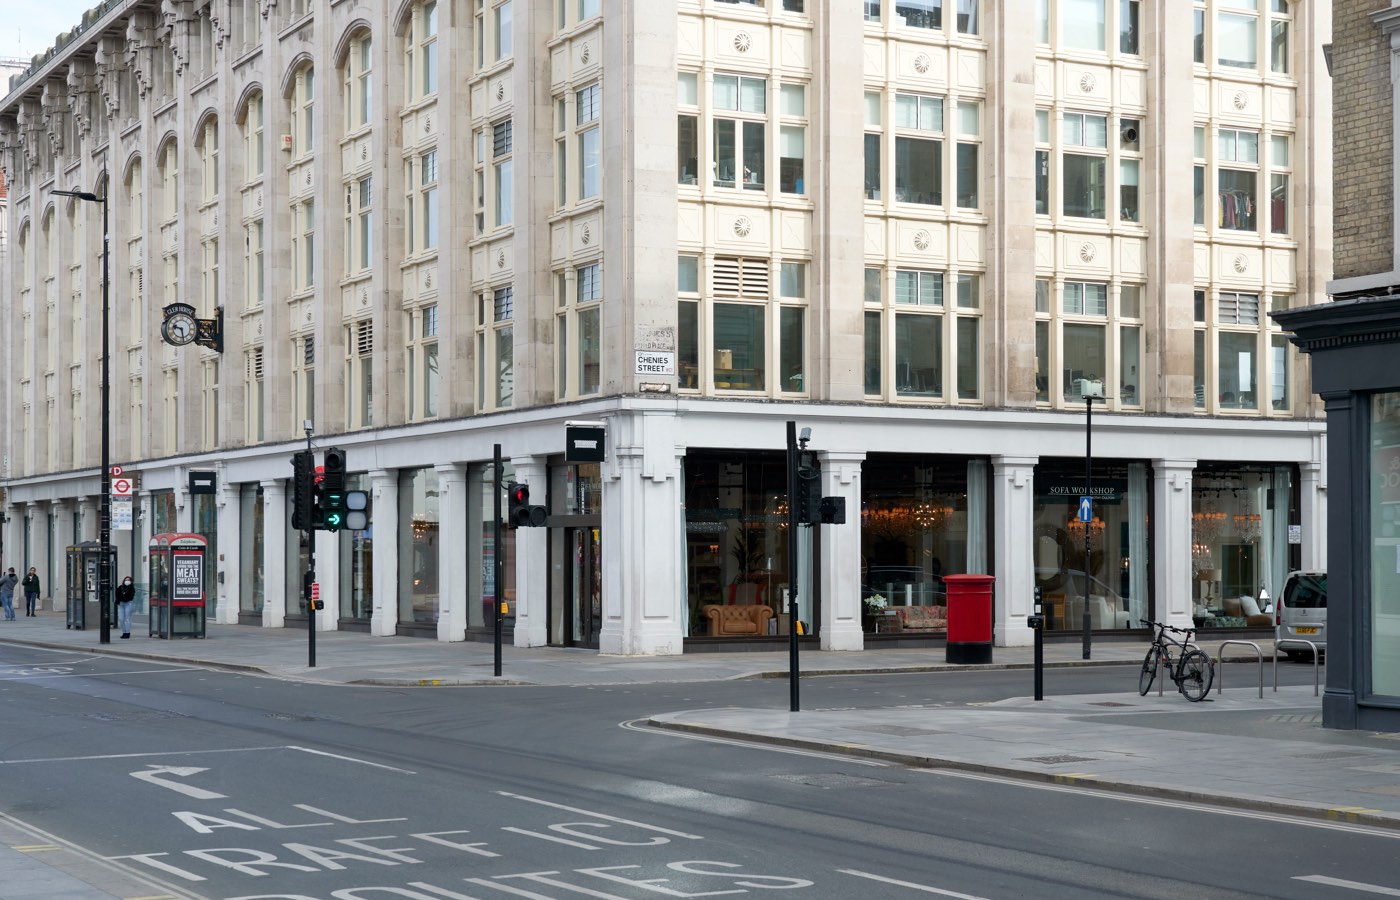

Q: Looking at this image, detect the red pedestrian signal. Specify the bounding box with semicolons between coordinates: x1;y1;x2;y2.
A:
507;482;547;528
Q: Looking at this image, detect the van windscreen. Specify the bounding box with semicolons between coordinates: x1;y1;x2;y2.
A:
1285;574;1327;609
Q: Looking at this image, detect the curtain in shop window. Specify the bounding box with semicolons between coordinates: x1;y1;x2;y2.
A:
1128;463;1149;626
966;459;988;573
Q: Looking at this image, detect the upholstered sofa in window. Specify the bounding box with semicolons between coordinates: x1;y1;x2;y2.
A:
883;605;948;634
702;603;774;637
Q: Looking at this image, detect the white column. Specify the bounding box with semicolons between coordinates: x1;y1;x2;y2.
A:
509;457;548;647
993;455;1039;646
2;505;19;572
1301;452;1327;572
51;500;71;612
369;469;399;637
260;479;287;628
30;504;52;610
80;499;98;542
598;411;685;656
510;459;549;648
436;464;468;643
313;527;339;633
1153;459;1196;630
214;479;241;624
818;449;865;650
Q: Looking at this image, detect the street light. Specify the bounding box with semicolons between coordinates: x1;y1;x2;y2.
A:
53;176;111;645
1078;378;1104;661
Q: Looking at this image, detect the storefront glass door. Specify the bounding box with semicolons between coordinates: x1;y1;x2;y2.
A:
566;527;602;646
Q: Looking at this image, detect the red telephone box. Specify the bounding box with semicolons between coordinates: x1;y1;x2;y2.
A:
148;533;209;639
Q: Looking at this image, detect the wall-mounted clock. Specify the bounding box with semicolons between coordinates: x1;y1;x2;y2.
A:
161;308;198;346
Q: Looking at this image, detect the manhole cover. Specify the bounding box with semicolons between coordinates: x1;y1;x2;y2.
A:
1020;755;1099;765
1265;714;1322;724
1294;750;1371;760
1089;702;1134;707
849;725;946;737
770;773;891;789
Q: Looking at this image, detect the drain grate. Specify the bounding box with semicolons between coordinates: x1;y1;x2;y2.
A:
266;712;319;722
1089;702;1134;708
771;773;891;789
850;724;946;737
1020;754;1099;765
1293;750;1371;760
1265;713;1322;724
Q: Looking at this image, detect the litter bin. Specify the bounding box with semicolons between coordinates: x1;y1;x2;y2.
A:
945;574;994;664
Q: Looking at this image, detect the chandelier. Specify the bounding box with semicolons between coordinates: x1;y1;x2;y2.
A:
1234;510;1261;543
862;495;955;539
1192;540;1215;575
1192;505;1227;546
912;495;955;530
1067;514;1106;539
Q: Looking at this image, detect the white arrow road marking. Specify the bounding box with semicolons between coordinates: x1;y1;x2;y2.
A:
130;765;227;800
1294;876;1400;896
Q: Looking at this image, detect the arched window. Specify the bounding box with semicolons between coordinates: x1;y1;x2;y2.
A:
344;33;372;132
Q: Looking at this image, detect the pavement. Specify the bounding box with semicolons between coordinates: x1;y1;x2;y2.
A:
0;608;1394;898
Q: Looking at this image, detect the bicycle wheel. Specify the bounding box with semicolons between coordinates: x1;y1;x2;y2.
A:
1138;647;1159;695
1179;649;1214;702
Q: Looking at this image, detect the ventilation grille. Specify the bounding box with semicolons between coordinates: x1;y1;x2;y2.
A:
247;347;264;380
712;257;769;298
303;335;315;365
356;320;373;356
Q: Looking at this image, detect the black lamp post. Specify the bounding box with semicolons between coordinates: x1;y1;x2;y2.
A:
53;177;111;645
1080;380;1104;661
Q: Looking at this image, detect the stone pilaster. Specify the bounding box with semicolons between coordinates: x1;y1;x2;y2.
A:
993;455;1039;646
369;470;399;637
817;449;865;650
1152;459;1196;630
436;464;468;642
260;479;287;628
598;410;684;655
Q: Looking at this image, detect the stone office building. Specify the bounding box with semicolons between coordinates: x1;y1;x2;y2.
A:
0;0;1331;654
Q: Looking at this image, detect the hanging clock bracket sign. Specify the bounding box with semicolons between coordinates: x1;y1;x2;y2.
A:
161;304;224;353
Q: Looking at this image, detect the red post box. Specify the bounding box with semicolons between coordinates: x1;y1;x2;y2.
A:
944;574;994;664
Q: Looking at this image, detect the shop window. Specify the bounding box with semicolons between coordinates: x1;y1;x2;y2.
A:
398;467;440;629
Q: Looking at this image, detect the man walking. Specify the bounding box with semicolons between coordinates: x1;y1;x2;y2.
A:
0;568;18;621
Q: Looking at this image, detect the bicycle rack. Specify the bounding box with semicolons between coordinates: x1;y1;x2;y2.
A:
1273;639;1321;697
1217;641;1264;698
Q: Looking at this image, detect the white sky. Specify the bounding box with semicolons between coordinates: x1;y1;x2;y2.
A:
2;0;102;62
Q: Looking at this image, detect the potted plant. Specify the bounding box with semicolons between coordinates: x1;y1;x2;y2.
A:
863;593;887;631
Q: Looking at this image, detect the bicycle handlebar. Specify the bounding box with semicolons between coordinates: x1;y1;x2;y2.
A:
1140;618;1194;636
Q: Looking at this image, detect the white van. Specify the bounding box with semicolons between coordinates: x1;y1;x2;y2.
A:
1277;571;1326;659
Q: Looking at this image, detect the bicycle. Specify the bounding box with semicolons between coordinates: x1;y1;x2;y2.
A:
1138;619;1214;701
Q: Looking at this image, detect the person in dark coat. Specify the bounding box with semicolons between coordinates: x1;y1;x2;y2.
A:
21;567;41;617
115;575;136;638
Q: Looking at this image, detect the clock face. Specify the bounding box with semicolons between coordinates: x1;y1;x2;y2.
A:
162;312;197;346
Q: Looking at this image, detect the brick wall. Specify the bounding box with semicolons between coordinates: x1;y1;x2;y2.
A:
1334;0;1396;280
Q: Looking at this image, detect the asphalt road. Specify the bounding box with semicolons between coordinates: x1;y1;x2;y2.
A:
0;643;1391;900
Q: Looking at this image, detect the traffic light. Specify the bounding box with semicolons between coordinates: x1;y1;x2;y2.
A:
507;482;547;528
795;451;822;524
818;495;847;525
344;490;370;531
291;450;315;531
320;447;347;531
